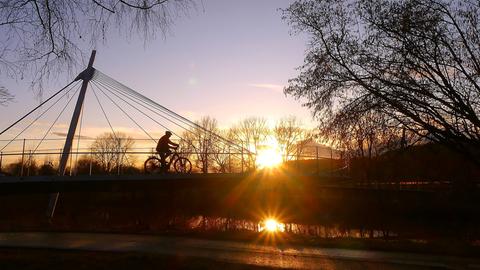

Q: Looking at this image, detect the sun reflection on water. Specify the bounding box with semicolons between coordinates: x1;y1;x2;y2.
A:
259;218;285;233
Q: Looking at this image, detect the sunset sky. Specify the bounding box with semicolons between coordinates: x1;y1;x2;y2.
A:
0;0;313;152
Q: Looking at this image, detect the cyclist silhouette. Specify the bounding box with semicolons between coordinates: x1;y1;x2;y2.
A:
156;131;179;167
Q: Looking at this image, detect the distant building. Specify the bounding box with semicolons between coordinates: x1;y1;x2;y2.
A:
296;139;341;159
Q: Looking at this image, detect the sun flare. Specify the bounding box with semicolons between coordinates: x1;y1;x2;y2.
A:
256;138;283;168
260;218;285;233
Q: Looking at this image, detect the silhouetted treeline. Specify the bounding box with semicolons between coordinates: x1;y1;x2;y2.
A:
349;143;480;186
2;157;141;177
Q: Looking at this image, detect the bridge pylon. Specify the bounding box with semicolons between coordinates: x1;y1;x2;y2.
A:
47;50;96;218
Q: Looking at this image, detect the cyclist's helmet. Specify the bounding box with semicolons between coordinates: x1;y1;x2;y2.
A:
165;131;172;136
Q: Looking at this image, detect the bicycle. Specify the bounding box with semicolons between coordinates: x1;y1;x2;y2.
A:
144;149;192;174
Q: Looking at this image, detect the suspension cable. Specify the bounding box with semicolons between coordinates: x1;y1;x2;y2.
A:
94;72;204;128
94;73;199;130
96;75;248;154
90;83;119;141
94;77;213;152
93;70;250;153
90;81;157;143
29;85;82;158
95;73;229;151
0;81;80;151
92;81;211;153
94;79;192;135
0;80;77;136
93;80;191;143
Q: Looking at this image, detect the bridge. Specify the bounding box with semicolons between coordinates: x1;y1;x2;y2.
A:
0;51;344;216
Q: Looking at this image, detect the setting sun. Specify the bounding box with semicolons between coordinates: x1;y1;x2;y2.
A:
256;139;283;168
260;218;285;233
256;148;283;168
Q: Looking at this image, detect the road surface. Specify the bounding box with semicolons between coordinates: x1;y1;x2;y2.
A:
0;232;478;269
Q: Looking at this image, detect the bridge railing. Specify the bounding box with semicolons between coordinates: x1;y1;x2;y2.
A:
0;138;342;177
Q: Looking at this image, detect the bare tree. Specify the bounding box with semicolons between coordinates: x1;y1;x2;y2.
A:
230;117;269;169
283;0;480;165
0;86;13;105
210;129;236;173
181;116;219;173
274;116;312;161
91;132;135;173
321;109;417;160
0;0;194;96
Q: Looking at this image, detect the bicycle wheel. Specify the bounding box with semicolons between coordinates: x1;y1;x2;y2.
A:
173;157;192;173
144;157;162;174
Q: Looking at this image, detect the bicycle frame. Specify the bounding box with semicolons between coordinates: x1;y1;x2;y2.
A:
159;151;180;171
144;148;192;174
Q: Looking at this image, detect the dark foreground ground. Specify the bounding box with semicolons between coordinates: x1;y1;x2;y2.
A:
0;232;479;269
0;248;452;270
0;248;276;270
0;248;445;270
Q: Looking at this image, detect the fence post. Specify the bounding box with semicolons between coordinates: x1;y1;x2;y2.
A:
0;151;2;172
228;145;231;173
27;150;32;176
117;152;121;176
205;150;208;174
316;146;319;175
89;149;93;176
69;151;73;176
20;139;26;177
241;143;244;173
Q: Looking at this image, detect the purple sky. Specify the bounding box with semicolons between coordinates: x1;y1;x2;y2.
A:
0;0;313;143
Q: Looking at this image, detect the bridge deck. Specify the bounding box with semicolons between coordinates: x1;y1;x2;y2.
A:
0;173;436;196
0;173;259;194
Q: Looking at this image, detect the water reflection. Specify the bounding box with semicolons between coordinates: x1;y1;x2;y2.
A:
259;219;285;233
181;215;395;239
